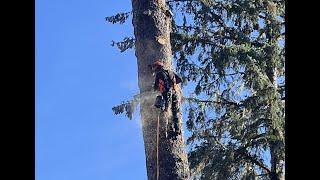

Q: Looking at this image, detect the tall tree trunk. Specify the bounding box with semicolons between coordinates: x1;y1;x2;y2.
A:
131;0;190;179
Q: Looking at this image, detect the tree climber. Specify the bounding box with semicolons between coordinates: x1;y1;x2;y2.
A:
151;59;182;138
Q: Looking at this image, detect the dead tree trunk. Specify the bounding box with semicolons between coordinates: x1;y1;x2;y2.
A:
131;0;190;179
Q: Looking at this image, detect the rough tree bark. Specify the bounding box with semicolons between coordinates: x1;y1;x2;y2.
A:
131;0;190;179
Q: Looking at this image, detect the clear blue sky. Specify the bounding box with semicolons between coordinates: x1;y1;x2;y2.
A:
35;0;148;179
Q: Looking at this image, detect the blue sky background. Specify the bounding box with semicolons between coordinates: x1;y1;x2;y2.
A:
35;0;150;179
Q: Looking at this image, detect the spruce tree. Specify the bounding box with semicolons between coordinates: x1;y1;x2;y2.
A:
107;0;285;179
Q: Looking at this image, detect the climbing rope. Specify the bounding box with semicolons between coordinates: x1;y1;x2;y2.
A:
156;113;160;180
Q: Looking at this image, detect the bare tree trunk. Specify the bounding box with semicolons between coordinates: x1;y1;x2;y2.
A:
131;0;190;179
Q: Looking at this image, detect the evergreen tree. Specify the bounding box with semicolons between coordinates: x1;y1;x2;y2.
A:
168;0;285;179
107;0;285;179
108;0;190;179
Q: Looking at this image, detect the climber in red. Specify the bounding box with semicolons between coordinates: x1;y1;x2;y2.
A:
151;59;182;139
